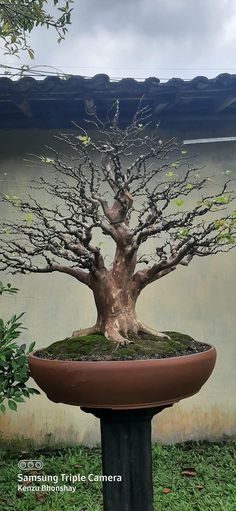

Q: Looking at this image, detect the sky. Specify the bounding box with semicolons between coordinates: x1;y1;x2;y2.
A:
2;0;236;81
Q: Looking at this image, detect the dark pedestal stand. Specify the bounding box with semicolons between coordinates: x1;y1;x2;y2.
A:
81;406;171;511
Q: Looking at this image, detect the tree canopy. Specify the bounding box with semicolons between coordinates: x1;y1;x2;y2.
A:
0;104;236;343
1;106;235;280
0;0;73;59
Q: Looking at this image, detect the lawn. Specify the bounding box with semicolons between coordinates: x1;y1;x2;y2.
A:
0;442;235;511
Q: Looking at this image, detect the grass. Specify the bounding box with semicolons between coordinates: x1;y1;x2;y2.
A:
0;442;235;510
35;331;210;361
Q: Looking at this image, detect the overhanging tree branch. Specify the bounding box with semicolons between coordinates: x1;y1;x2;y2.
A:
0;0;74;59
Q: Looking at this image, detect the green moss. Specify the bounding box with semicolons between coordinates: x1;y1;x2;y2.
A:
35;331;210;361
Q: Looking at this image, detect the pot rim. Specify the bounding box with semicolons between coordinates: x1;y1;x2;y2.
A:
29;343;216;365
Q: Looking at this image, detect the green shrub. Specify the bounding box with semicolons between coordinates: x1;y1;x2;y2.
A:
0;281;40;413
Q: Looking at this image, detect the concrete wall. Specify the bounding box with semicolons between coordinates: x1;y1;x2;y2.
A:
0;128;236;447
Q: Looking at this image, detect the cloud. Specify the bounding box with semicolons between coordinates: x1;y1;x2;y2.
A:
1;0;236;80
75;0;222;40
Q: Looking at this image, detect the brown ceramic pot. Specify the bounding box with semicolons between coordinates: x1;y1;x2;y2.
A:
29;345;216;410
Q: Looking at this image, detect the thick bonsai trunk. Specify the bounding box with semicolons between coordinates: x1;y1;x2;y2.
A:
72;247;169;345
73;260;139;344
94;281;140;344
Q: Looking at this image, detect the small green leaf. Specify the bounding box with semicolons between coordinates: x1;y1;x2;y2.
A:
3;194;20;207
18;343;26;353
213;196;229;205
78;135;91;146
217;233;235;244
28;388;40;395
214;219;226;229
13;396;25;403
28;341;36;353
181;150;187;155
24;213;33;226
171;161;179;169
174;198;184;207
185;183;193;190
22;388;30;398
8;400;17;411
177;227;190;238
27;48;35;60
197;199;212;208
165;171;175;178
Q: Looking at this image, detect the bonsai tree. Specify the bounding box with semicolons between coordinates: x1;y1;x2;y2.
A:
0;105;236;346
0;281;39;413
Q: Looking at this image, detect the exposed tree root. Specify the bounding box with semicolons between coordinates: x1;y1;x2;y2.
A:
72;319;171;348
72;324;130;347
72;325;98;337
138;321;171;340
104;326;131;347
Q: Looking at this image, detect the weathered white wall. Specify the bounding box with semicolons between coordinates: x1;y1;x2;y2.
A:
0;129;236;446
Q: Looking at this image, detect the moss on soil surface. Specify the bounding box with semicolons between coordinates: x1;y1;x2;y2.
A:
35;331;211;361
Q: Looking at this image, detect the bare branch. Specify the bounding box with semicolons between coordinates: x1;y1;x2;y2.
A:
1;104;236;300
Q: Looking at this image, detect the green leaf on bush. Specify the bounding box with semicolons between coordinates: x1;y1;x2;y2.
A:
18;344;26;354
22;388;30;398
28;388;40;395
28;341;36;353
1;285;39;411
0;282;19;295
8;400;17;411
13;396;25;403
